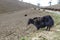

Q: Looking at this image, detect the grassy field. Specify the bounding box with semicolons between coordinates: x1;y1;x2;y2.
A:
20;11;60;40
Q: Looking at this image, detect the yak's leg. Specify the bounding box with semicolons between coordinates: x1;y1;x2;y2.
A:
37;27;40;30
46;26;49;31
36;26;40;30
48;27;50;31
46;26;51;31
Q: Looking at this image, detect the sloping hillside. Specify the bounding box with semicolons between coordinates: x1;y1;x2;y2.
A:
41;4;60;11
47;4;60;9
0;8;60;40
0;0;37;13
0;0;60;40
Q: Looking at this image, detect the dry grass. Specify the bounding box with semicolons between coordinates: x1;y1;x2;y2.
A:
0;0;60;40
20;10;60;40
0;8;60;40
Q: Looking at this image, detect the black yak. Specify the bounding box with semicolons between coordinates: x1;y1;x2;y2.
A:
27;15;54;31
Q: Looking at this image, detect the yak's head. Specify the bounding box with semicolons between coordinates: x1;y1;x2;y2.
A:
27;19;34;25
27;17;41;25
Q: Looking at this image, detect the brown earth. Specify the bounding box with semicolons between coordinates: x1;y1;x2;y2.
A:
0;8;56;40
0;0;60;40
0;0;37;13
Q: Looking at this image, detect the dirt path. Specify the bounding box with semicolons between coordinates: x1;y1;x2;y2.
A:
0;9;30;39
0;8;44;40
0;8;58;40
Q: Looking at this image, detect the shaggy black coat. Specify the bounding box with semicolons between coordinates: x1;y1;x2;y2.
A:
28;15;54;31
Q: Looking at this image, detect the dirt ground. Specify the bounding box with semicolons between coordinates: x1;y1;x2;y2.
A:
0;8;60;40
0;9;43;40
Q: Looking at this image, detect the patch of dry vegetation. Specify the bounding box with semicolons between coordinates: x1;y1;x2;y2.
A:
20;12;60;40
0;8;60;40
